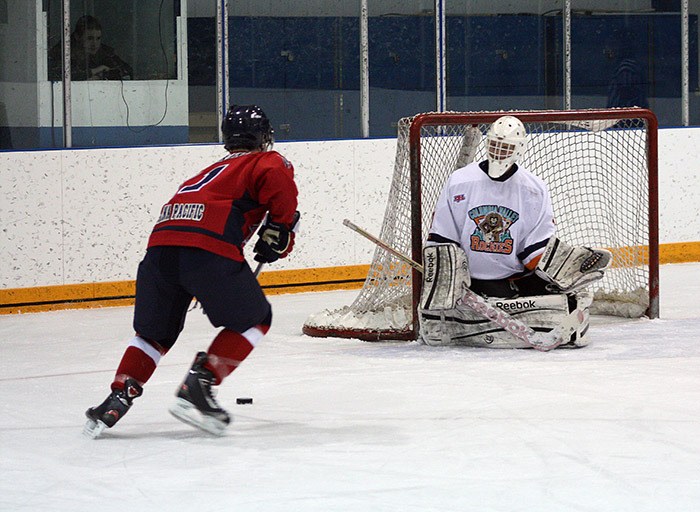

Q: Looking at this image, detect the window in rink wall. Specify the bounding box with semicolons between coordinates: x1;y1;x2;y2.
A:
693;10;700;126
187;0;437;143
442;3;699;123
0;0;698;151
189;3;697;142
188;13;363;143
44;0;186;149
445;4;553;112
45;0;179;81
0;0;185;151
567;9;699;126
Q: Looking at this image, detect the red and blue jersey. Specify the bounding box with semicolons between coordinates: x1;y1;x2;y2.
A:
148;150;298;262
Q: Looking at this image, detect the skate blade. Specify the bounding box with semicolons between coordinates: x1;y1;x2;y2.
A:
83;418;107;439
168;398;228;436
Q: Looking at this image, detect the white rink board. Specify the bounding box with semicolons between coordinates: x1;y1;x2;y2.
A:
0;128;698;289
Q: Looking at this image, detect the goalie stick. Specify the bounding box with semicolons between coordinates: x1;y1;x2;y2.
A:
343;218;583;351
343;219;423;272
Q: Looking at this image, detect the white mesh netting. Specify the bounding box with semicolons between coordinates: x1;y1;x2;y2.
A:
303;109;656;340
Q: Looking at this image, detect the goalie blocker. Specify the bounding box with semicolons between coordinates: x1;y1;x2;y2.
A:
418;242;608;348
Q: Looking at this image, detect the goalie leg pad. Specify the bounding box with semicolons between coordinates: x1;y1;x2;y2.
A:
562;291;593;348
420;243;470;311
419;292;591;349
537;237;612;293
420;305;539;348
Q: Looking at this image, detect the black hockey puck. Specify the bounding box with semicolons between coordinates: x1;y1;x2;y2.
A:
236;397;253;405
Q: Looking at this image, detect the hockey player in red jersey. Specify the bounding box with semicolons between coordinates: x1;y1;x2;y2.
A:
85;105;299;437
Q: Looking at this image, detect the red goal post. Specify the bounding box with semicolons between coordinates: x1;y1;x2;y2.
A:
303;108;659;341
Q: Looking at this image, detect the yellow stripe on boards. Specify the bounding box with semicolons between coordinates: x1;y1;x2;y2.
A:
0;265;370;314
1;241;699;315
659;241;700;264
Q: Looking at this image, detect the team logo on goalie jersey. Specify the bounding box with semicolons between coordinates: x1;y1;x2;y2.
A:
468;205;519;254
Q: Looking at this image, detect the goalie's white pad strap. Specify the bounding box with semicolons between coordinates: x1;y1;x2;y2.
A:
420;244;470;311
537;237;612;293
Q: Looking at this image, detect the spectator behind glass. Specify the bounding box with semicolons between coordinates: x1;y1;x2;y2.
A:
49;15;133;81
606;35;648;109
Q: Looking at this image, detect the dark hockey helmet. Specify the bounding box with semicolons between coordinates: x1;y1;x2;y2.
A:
222;105;274;151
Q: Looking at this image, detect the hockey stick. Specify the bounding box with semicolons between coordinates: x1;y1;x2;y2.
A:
254;210;301;277
253;260;265;277
343;219;582;351
343;219;423;272
456;286;583;351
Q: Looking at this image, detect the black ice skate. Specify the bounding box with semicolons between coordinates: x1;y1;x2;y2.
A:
169;352;231;436
83;379;143;439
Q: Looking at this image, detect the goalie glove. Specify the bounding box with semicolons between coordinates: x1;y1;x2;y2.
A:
536;237;612;293
253;220;295;264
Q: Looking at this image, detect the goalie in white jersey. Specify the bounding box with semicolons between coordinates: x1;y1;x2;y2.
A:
420;115;612;349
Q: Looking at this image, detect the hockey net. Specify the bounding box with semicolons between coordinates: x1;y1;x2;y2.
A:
303;108;659;341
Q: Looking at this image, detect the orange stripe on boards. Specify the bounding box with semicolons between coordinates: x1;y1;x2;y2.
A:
1;298;136;315
609;245;649;267
609;241;700;267
256;264;369;287
1;241;699;315
0;265;370;315
0;281;136;305
659;241;700;264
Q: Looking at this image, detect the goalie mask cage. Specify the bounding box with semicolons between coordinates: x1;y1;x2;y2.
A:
303;108;659;341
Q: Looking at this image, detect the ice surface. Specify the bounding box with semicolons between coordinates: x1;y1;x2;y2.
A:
1;263;699;511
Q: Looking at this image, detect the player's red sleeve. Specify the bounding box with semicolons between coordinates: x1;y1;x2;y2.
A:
252;152;299;226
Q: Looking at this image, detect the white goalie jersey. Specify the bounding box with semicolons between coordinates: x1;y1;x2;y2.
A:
429;161;556;279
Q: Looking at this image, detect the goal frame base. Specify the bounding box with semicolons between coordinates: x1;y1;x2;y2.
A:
301;325;415;341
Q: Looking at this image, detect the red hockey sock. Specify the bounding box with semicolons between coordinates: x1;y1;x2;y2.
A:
205;326;268;384
112;336;164;390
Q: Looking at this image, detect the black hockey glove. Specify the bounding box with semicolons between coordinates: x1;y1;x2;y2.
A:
253;221;295;263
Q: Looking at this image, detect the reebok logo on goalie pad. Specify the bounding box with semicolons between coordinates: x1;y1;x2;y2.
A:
424;250;437;283
460;291;531;342
495;300;536;311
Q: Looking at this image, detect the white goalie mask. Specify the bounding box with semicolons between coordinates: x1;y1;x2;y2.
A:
485;116;527;178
